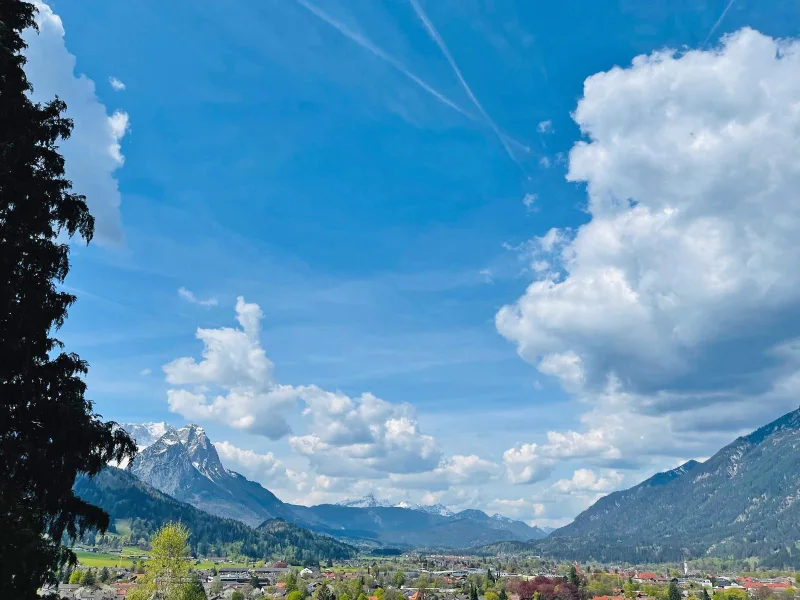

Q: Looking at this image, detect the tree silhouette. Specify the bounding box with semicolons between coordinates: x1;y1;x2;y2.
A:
0;1;136;597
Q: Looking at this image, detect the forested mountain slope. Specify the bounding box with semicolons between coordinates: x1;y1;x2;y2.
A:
74;467;356;563
537;407;800;566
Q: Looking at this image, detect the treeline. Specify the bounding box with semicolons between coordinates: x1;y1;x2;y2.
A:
74;467;356;564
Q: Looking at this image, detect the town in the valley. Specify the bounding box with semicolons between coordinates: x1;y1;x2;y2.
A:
49;548;798;600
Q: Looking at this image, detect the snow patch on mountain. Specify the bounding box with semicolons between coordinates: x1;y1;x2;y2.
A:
336;494;455;516
121;422;172;450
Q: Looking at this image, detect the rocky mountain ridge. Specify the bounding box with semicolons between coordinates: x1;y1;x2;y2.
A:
123;422;547;547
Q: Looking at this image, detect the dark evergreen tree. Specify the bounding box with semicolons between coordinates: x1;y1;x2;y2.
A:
0;2;136;597
667;581;681;600
82;569;96;587
568;565;580;587
702;590;711;600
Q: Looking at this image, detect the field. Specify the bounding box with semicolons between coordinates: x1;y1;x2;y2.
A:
74;546;149;568
74;550;135;569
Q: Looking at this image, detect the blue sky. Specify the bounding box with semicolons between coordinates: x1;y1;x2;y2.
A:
26;0;800;525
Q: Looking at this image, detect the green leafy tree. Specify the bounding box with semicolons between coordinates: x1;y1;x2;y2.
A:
232;591;245;600
375;588;386;600
0;3;137;598
288;591;305;600
487;570;495;584
283;570;299;593
486;592;500;600
702;590;711;600
251;574;261;588
69;570;85;585
393;572;406;588
99;567;110;583
316;584;334;600
341;593;352;600
129;523;192;600
385;590;404;600
210;576;222;595
668;582;682;600
470;584;479;600
358;594;368;600
182;573;208;600
499;589;508;600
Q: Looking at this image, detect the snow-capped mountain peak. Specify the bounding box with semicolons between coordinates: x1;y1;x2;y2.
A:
336;495;454;516
177;424;226;481
120;422;173;450
336;493;394;509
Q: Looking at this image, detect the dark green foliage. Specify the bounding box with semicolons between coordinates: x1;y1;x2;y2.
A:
0;2;136;598
82;570;96;587
667;582;681;600
74;467;356;562
568;565;580;587
182;573;208;600
535;408;800;566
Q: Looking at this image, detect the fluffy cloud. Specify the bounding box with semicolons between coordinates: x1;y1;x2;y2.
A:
213;441;287;484
485;497;546;521
549;468;624;494
164;297;294;439
289;394;441;477
23;2;128;244
165;297;442;477
388;454;503;490
504;429;621;484
498;28;800;470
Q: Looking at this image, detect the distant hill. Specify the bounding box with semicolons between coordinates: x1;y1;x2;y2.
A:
536;407;800;567
74;467;356;563
468;540;541;556
122;422;545;548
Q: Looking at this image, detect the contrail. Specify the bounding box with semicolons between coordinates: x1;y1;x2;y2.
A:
407;0;529;166
702;0;736;48
291;0;474;120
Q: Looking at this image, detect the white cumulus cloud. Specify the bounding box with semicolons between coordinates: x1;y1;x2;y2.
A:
23;1;129;244
165;297;443;478
498;28;800;471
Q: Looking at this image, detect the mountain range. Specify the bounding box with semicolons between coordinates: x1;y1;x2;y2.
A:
121;423;548;548
74;467;355;563
536;406;800;567
336;493;455;517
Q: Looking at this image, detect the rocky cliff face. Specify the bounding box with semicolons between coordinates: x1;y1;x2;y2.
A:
129;424;290;526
